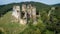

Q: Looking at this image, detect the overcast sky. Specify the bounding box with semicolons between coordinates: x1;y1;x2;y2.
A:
0;0;60;5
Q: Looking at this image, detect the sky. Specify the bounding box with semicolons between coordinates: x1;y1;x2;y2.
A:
0;0;60;5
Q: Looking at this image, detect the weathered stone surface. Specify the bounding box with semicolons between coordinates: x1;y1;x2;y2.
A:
12;4;37;25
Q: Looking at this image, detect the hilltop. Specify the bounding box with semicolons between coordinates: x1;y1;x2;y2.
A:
0;2;60;34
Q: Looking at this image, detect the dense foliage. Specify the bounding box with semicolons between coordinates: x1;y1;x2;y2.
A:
0;2;60;34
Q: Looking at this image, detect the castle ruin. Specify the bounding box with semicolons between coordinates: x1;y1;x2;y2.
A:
12;4;37;25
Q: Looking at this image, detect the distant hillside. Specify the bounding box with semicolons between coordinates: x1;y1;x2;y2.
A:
52;3;60;7
52;3;60;19
0;2;50;17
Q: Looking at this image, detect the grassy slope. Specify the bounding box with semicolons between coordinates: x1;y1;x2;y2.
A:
0;11;46;34
0;11;28;34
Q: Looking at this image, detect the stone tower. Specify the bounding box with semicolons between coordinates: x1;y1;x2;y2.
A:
31;6;37;24
12;5;21;22
27;4;37;24
20;4;27;25
27;4;32;18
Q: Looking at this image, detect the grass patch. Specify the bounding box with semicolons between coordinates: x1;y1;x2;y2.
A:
0;11;28;34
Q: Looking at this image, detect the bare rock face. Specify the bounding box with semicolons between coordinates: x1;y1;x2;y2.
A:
48;7;55;17
19;19;27;25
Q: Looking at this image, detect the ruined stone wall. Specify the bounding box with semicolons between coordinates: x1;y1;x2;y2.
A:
12;6;20;19
12;4;37;25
